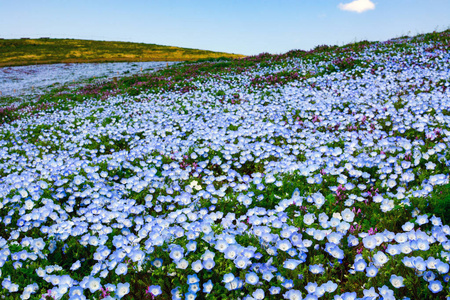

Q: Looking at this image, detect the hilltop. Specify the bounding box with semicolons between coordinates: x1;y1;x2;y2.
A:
0;38;245;67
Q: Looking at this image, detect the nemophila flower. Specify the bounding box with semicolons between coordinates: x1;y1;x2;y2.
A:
363;287;378;298
222;273;235;284
436;261;449;274
115;263;128;275
323;281;337;293
282;279;294;289
169;245;185;262
277;239;293;251
423;271;436;282
428;280;443;293
386;244;400;256
191;260;203;273
215;240;229;252
390;274;405;288
115;282;130;299
305;282;317;294
373;251;389;266
326;243;344;259
304;294;318;300
309;264;324;274
186;240;197;252
413;257;427;272
269;286;281;295
378;285;394;297
201;257;215;270
341;208;354;222
354;258;367;272
225;278;241;291
313;230;326;241
146;285;162;297
245;272;259;285
171;287;182;300
188;283;200;293
387;179;397;188
186;274;200;285
234;255;250;269
284;289;303;300
185;291;197;300
365;263;378;278
87;277;101;293
335;292;357;300
416;214;429;225
176;259;189;269
362;235;378;249
402;222;414;232
430;215;442;226
203;280;213;294
262;271;274;282
329;217;340;228
152;258;163;268
348;235;359;247
252;288;265;300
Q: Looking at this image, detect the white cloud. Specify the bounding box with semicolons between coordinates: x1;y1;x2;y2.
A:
338;0;375;13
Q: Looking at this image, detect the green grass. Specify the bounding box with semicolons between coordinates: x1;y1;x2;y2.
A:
0;38;245;67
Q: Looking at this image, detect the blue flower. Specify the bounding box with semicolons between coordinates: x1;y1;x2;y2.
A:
262;271;274;282
146;285;162;296
423;271;436;282
187;274;199;284
171;287;182;300
269;286;281;295
428;280;443;293
87;277;101;293
222;273;235;284
191;259;203;273
152;258;163;268
340;292;357;300
203;280;213;294
169;245;185;262
186;241;197;252
203;258;216;270
188;283;200;293
305;282;317;294
252;288;265;300
225;278;241;291
365;264;378;278
363;287;378;298
281;279;294;289
309;264;324;274
284;289;303;300
283;259;301;270
245;271;259;285
116;282;130;298
390;274;404;288
185;291;197;300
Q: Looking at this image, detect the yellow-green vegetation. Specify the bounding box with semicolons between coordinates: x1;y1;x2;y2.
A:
0;38;245;67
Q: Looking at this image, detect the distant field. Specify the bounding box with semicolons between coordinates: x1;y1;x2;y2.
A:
0;38;245;67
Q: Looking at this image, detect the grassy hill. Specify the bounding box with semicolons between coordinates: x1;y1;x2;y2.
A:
0;38;245;67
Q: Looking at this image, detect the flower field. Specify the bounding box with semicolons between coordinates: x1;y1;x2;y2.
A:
1;30;450;300
0;61;177;98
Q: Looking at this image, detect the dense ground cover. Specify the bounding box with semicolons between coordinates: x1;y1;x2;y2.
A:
0;38;244;67
0;30;450;299
0;61;177;98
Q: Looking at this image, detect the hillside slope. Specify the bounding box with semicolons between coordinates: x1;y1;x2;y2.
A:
0;29;450;299
0;38;245;67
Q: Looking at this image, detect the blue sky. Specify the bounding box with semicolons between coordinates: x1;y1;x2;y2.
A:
1;0;449;55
